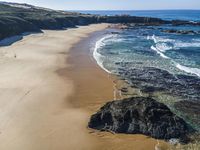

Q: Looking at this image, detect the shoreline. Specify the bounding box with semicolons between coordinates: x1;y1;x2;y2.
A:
0;24;169;150
0;24;108;150
66;25;170;150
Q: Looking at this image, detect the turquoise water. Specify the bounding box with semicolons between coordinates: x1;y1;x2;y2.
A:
78;10;200;77
90;10;200;129
94;25;200;77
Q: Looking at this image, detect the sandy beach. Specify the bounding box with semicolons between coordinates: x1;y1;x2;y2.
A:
0;24;169;150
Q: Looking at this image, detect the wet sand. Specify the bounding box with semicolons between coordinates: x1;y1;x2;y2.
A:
0;24;169;150
67;28;170;150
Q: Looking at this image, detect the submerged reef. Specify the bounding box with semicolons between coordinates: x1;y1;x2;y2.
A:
116;66;200;129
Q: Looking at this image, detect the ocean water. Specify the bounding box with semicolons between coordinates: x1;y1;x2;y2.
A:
94;26;200;78
89;10;200;129
89;10;200;77
78;10;200;21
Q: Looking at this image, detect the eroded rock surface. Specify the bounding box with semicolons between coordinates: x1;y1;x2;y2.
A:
117;67;200;101
162;29;200;35
89;97;194;142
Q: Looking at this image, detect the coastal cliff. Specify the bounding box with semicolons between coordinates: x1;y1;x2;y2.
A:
0;2;170;41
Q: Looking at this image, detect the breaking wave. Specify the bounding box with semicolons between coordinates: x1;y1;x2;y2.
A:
151;46;170;59
93;31;200;78
176;63;200;77
93;34;117;73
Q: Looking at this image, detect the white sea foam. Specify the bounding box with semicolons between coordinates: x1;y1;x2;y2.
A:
109;38;124;42
174;41;200;48
148;35;174;44
151;46;170;59
189;21;197;24
149;35;200;52
192;39;200;42
176;63;200;77
155;43;173;52
152;34;158;43
93;34;115;73
169;138;180;145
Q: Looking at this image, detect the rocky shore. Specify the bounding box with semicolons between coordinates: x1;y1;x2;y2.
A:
114;65;200;129
162;29;200;35
88;97;194;143
1;2;200;148
116;67;200;102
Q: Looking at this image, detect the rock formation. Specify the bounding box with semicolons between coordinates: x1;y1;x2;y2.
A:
89;97;194;142
1;2;200;41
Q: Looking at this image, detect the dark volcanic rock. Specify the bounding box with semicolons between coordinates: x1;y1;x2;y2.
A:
162;29;198;35
172;20;200;26
115;65;200;129
117;67;200;102
174;100;200;127
88;97;194;141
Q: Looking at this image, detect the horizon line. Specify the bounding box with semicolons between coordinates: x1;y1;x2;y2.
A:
67;9;200;11
1;1;200;11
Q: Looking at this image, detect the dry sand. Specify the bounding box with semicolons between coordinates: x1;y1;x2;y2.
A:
0;24;169;150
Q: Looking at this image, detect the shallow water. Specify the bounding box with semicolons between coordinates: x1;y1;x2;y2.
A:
94;25;200;77
92;23;200;130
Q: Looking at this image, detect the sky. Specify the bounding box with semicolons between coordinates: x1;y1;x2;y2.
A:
1;0;200;10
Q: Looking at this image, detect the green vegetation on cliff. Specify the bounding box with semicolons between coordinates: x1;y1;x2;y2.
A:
0;2;168;40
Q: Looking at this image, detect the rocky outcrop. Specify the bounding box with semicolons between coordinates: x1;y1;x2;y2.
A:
88;97;194;142
116;67;200;102
0;16;41;40
162;29;199;35
115;65;200;131
172;20;200;26
1;2;200;41
174;100;200;128
100;16;169;25
0;2;171;41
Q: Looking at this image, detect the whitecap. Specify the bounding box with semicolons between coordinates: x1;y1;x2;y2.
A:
152;34;158;43
192;39;200;42
151;46;170;59
156;43;173;52
189;21;197;24
148;35;174;44
174;42;200;48
176;63;200;77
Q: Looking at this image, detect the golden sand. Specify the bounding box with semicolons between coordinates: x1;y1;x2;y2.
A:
67;25;170;150
0;24;169;150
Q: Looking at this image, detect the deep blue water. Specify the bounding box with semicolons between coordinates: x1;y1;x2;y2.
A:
77;10;200;21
